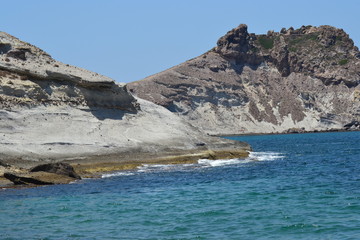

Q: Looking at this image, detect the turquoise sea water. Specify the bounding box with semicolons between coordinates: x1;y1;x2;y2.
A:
1;131;360;239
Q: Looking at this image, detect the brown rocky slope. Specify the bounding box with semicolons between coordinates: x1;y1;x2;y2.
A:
128;24;360;135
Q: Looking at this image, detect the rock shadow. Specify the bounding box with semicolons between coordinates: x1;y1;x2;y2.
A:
79;83;139;120
228;58;263;75
84;108;137;121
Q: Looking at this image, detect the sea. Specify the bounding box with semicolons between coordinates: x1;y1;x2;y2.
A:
1;131;360;240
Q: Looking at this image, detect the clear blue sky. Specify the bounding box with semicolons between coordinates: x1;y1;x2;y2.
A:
1;0;359;83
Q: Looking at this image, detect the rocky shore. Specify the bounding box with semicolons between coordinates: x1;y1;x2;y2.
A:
0;31;250;187
4;24;358;187
0;142;250;188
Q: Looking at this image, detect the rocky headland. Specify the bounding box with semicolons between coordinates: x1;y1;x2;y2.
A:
128;24;360;135
0;32;250;187
2;24;359;187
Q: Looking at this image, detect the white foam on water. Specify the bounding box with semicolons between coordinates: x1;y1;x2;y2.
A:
101;151;285;178
198;158;252;167
197;151;284;168
137;163;196;173
101;172;135;178
248;151;285;161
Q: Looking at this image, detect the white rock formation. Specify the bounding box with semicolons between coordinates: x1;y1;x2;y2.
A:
0;32;249;168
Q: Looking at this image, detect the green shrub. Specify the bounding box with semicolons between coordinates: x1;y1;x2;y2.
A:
336;36;343;41
289;34;318;46
307;34;318;41
338;59;348;65
258;37;274;49
250;46;259;52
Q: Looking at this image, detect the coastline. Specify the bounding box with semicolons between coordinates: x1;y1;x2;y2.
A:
217;128;360;137
70;148;250;177
2;129;359;189
0;142;251;189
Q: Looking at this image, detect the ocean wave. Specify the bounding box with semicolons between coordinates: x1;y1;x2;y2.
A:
101;172;135;178
198;151;284;167
248;151;285;161
198;158;252;167
101;151;284;178
137;163;196;173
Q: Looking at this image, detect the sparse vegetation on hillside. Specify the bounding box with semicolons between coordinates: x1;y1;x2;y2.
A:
288;33;319;46
338;59;349;65
258;36;274;49
289;47;298;52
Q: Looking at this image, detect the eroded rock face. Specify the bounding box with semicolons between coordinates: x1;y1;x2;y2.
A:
215;24;360;85
0;32;138;111
0;32;113;85
0;32;250;167
128;24;360;134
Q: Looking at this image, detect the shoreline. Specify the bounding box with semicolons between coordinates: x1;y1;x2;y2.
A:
69;148;250;177
2;129;359;189
217;128;360;137
0;145;251;189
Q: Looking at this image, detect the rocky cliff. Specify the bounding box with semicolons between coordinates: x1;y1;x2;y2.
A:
128;24;360;135
0;32;249;176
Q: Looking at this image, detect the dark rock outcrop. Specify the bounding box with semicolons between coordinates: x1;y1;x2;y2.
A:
30;162;81;180
128;24;360;135
4;171;78;185
4;172;50;185
344;121;360;130
283;127;306;134
215;25;359;85
3;162;81;185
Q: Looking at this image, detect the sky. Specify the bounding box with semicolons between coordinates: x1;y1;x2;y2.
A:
1;0;359;83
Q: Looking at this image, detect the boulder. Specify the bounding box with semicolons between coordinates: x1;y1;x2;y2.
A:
3;162;82;186
30;162;81;179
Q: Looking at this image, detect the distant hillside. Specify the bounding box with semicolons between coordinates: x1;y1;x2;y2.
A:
128;24;360;134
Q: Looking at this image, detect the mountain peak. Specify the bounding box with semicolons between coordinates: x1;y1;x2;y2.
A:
214;24;359;82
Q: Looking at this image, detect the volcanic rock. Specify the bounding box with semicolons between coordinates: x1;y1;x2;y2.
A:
128;24;360;135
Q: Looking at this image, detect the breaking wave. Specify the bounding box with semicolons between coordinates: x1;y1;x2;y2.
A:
101;172;135;178
101;151;284;178
247;151;285;161
198;151;284;167
137;163;197;173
